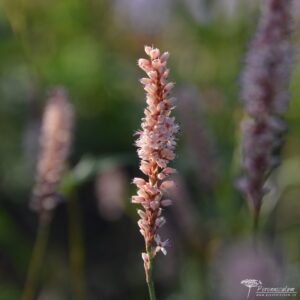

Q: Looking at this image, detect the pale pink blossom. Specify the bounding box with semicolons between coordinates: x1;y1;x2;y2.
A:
132;46;179;275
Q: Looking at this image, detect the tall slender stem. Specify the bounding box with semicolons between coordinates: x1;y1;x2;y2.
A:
146;249;157;300
21;220;50;300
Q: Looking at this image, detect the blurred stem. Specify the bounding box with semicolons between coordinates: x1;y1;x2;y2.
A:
67;189;86;300
253;213;260;250
21;220;50;300
146;249;156;300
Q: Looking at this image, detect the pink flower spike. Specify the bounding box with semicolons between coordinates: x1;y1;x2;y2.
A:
238;0;292;216
133;46;178;276
31;87;73;222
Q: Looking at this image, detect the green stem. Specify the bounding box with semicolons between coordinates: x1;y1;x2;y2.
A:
146;250;157;300
68;191;86;300
21;220;50;300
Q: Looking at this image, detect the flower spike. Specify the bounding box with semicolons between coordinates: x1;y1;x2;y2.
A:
132;46;179;283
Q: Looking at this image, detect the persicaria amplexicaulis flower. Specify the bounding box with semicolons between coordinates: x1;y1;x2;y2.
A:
31;87;74;224
132;46;179;280
238;0;292;216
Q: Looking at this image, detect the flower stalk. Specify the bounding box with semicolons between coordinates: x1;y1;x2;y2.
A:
146;249;156;300
238;0;292;220
132;46;179;298
20;222;50;300
22;87;74;300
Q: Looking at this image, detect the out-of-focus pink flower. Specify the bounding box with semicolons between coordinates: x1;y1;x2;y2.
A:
95;167;128;221
132;46;179;278
31;87;73;223
238;0;292;216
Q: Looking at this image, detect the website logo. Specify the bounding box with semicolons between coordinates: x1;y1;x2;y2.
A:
241;279;297;298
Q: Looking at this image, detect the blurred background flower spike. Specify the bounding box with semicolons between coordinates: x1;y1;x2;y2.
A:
238;0;293;222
